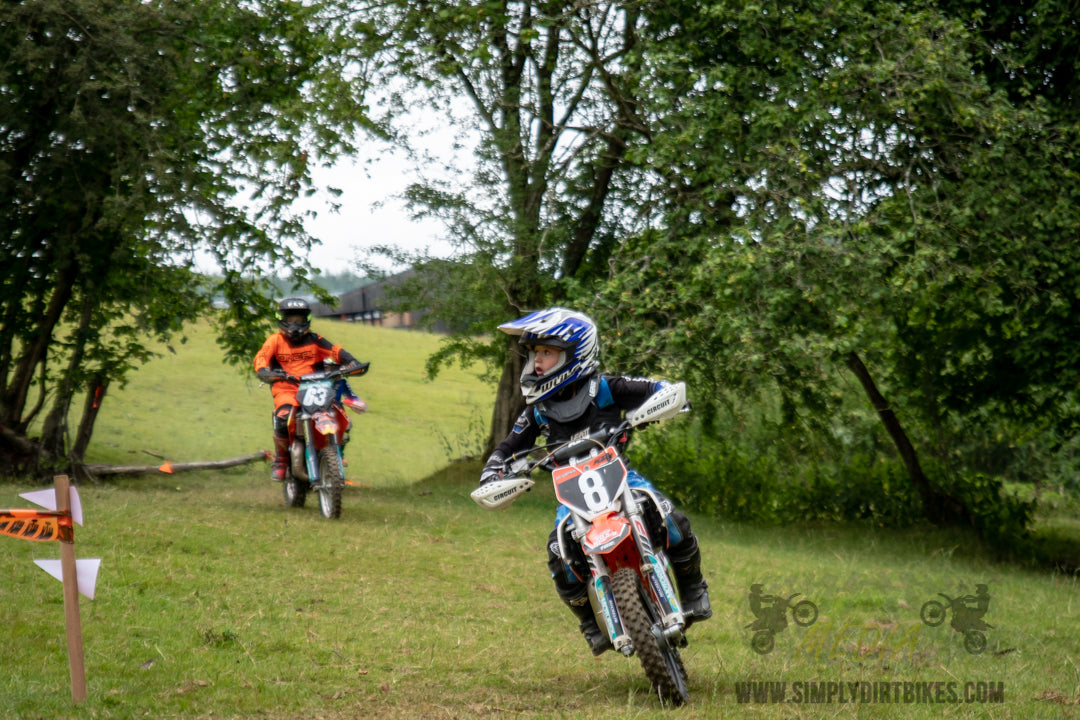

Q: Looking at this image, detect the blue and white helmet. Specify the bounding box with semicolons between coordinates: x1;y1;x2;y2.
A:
498;307;600;406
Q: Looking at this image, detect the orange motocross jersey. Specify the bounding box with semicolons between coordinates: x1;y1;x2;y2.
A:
253;331;356;409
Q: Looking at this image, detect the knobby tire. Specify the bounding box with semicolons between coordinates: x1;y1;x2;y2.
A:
611;567;689;706
317;443;344;519
283;469;307;508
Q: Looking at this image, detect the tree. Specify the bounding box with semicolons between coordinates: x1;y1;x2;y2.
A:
0;0;371;474
591;0;1079;528
348;0;652;451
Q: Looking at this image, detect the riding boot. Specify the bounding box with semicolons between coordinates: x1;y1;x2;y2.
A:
271;436;289;481
562;594;611;656
670;536;712;626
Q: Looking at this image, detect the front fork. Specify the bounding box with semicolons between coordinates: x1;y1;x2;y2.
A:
630;513;686;635
302;417;320;483
561;516;632;655
624;491;686;636
586;556;634;656
567;507;686;654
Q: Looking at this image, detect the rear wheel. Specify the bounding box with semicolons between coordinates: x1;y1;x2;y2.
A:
611;567;689;706
282;469;307;508
963;630;987;655
317;443;344;519
751;630;775;655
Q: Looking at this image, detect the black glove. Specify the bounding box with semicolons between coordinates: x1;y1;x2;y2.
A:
479;452;506;486
256;367;285;383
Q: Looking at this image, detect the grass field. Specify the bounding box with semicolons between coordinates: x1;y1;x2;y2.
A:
82;319;495;484
2;322;1079;719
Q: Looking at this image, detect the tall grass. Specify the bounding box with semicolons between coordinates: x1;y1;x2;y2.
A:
2;324;1079;719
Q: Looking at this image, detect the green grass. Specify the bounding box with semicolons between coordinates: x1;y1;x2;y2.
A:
84;319;495;485
3;324;1080;719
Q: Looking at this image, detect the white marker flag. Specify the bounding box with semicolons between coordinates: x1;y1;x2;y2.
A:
33;559;101;599
20;487;84;526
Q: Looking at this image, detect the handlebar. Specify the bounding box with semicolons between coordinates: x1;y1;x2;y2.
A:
298;361;371;383
262;361;370;385
495;382;690;479
504;421;632;476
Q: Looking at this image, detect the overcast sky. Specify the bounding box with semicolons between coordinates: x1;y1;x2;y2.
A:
297;152;453;275
296;97;480;276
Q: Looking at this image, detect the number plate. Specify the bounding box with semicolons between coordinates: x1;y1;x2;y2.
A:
552;447;627;520
299;380;334;411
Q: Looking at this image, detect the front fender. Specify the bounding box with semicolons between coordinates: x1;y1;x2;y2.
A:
583;512;632;555
313;411;338;436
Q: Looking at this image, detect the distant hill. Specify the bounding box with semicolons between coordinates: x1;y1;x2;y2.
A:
200;271;372;303
308;271;374;296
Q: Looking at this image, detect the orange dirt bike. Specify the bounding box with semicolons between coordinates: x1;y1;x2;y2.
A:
471;383;694;705
268;362;369;519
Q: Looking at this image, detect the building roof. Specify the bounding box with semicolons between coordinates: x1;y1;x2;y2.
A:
310;270;415;317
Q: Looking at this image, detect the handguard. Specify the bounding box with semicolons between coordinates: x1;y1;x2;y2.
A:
626;381;687;427
470;476;535;511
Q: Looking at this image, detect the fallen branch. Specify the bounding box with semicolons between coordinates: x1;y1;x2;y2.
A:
82;452;268;477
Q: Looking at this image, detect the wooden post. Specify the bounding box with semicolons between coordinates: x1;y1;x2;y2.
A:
54;474;87;703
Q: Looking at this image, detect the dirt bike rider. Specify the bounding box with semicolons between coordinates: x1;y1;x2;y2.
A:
254;297;367;481
952;584;991;632
478;307;712;656
748;584;787;634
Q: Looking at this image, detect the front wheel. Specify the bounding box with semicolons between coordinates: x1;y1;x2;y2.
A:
611;567;689;706
791;599;818;627
920;600;947;627
317;444;344;519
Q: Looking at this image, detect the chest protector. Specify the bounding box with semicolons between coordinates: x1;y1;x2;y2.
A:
534;376;618;443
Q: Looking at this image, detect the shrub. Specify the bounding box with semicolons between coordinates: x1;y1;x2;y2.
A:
628;420;922;527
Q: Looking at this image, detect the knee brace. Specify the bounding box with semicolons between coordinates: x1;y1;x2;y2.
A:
666;509;694;553
272;405;294;439
547;528;588;603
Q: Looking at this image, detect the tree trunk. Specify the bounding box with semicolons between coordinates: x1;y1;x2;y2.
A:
845;351;971;526
562;131;630;281
40;293;96;457
0;424;48;465
483;345;526;457
1;262;77;428
71;375;108;462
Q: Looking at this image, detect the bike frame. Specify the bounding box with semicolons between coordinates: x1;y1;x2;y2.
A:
470;381;693;703
288;376;348;483
552;445;686;655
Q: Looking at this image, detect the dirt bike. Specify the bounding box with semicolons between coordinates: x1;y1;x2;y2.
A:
269;362;369;519
747;593;818;655
920;592;991;654
471;383;694;705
